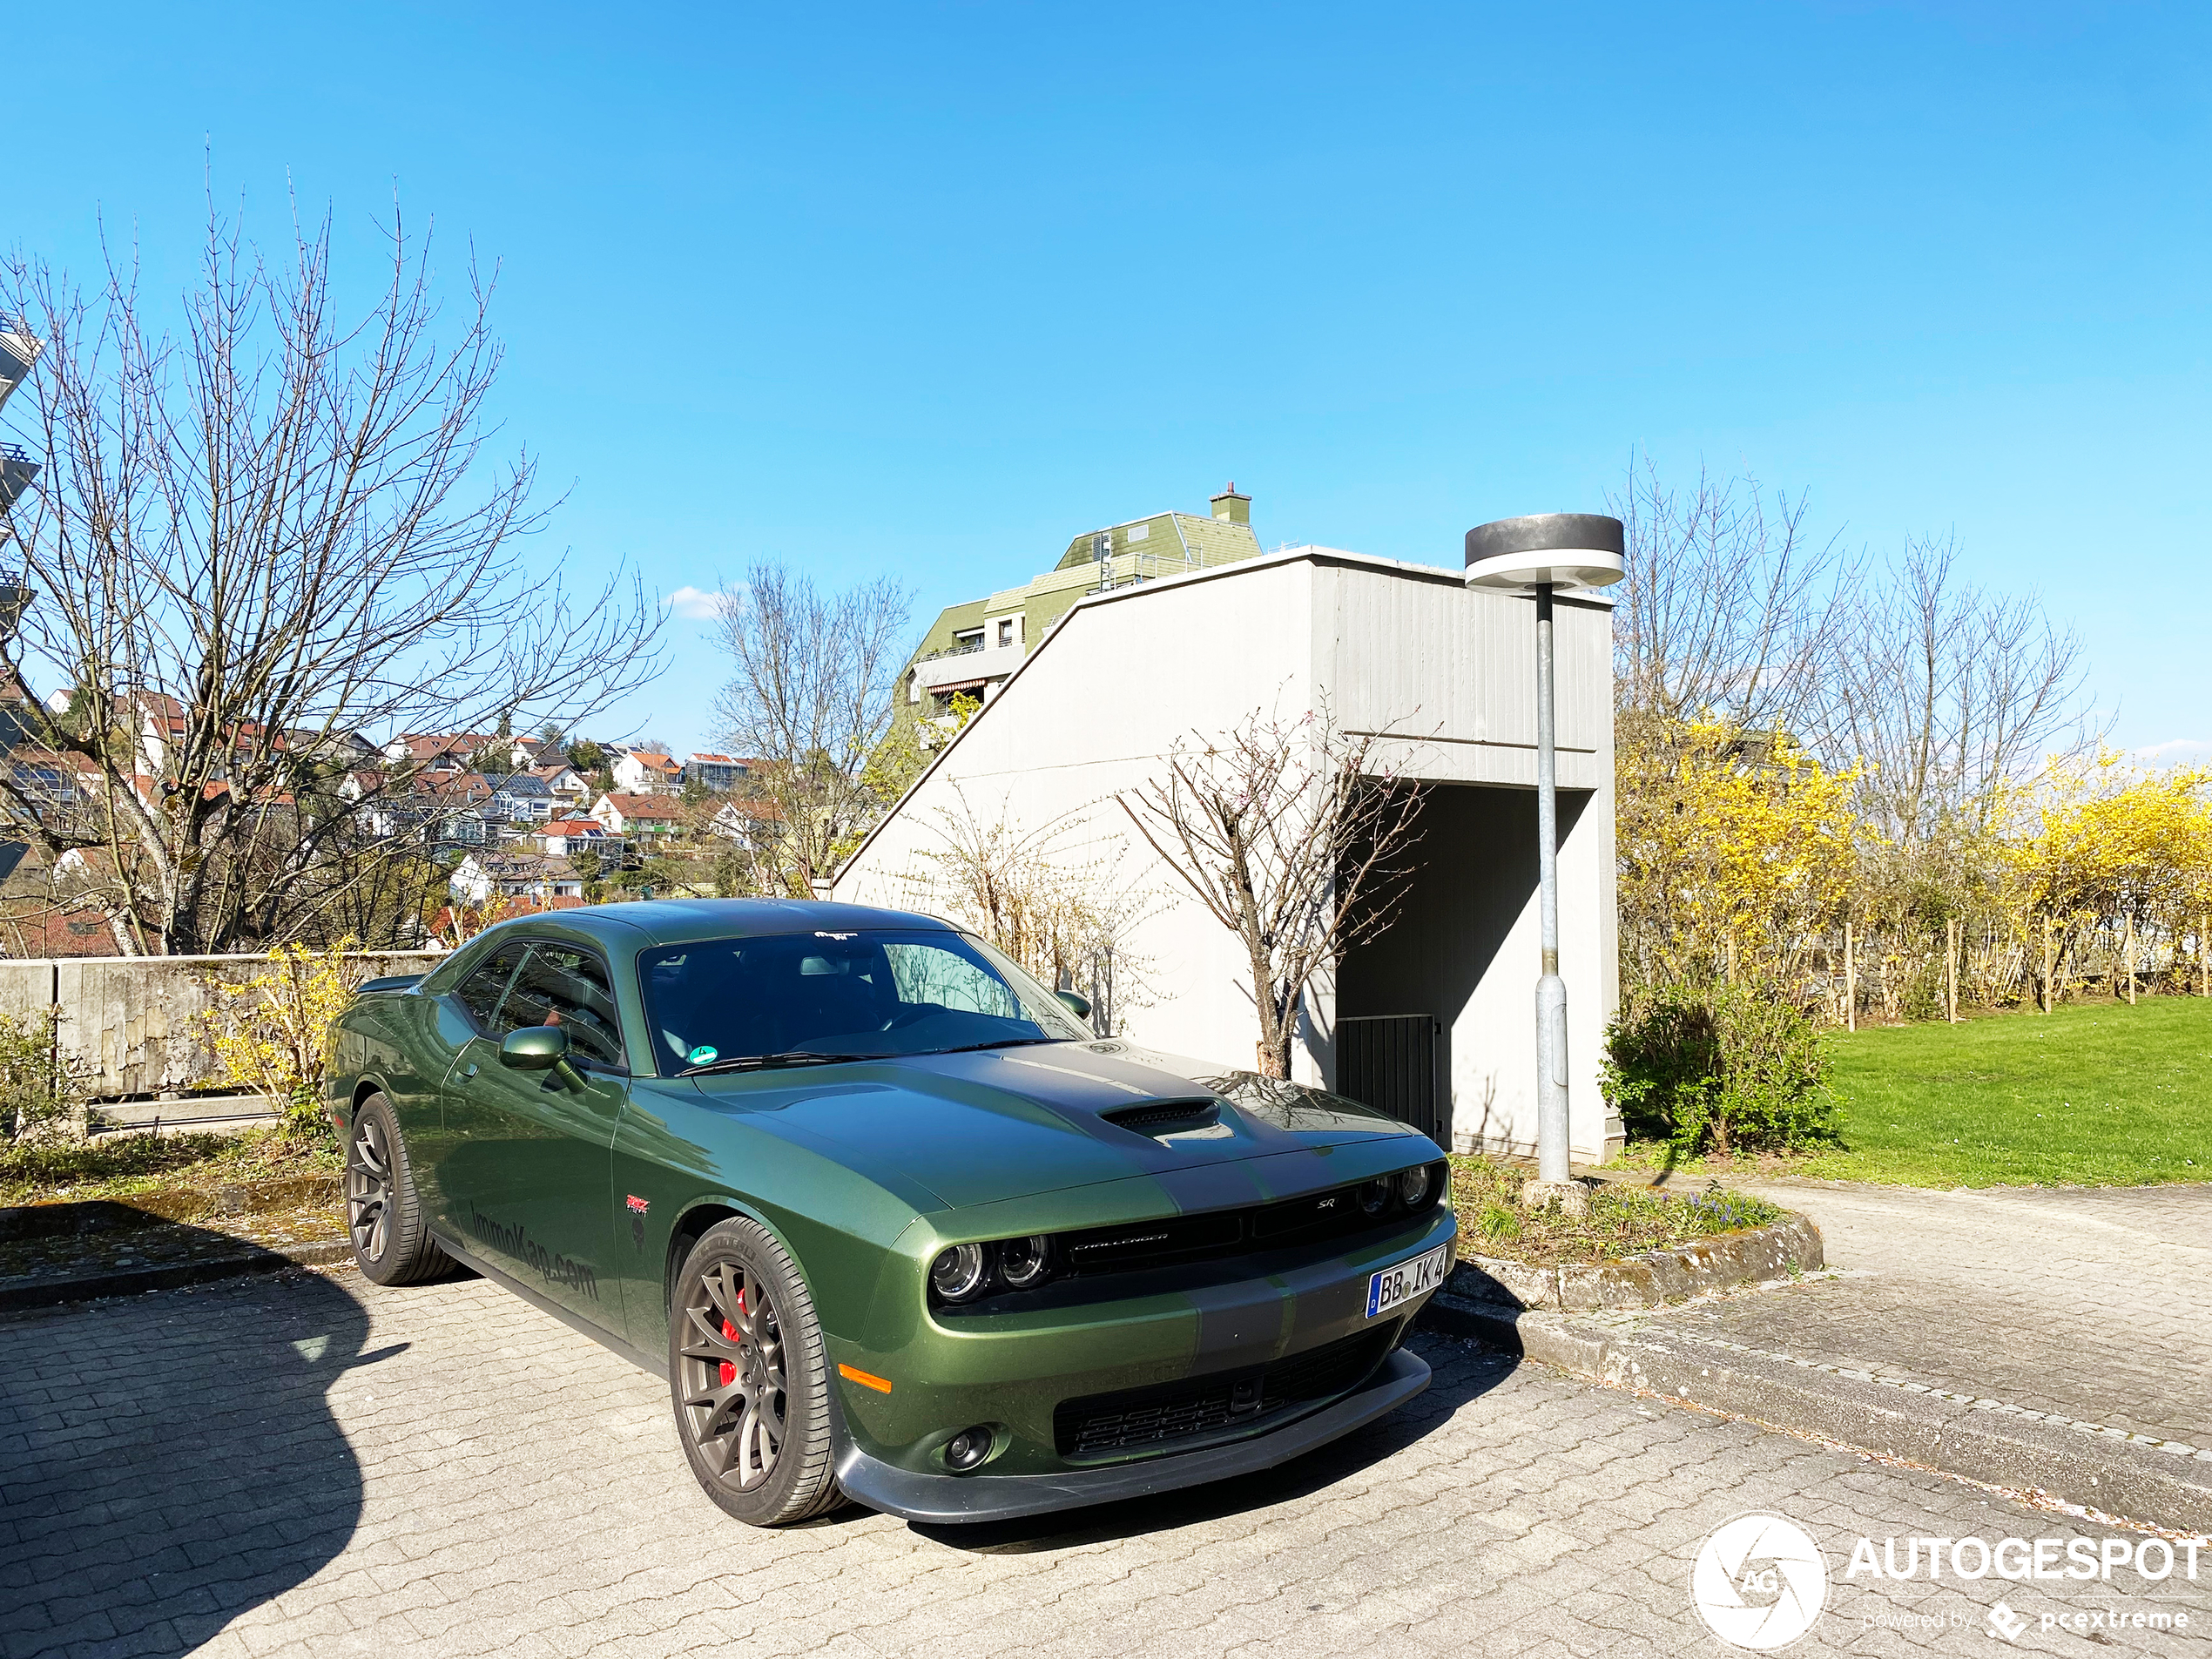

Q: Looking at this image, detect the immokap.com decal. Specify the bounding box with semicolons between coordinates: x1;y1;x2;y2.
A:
1690;1513;2203;1649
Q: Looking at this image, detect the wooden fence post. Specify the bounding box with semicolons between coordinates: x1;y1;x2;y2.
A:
1844;920;1856;1033
2042;919;2056;1014
2121;914;2137;1005
1946;917;1959;1023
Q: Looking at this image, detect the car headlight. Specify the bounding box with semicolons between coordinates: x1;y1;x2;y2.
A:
998;1235;1052;1289
1396;1163;1436;1209
929;1244;988;1301
1359;1177;1391;1217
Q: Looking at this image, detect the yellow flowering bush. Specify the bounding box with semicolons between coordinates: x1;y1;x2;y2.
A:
1617;718;1864;993
204;941;367;1141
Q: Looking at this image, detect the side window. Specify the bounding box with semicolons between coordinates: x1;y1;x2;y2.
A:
504;944;625;1069
453;944;528;1035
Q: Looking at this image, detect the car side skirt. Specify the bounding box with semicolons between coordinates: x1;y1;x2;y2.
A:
431;1229;667;1378
830;1346;1431;1525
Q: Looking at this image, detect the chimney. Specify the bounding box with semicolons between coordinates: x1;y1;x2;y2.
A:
1210;482;1250;525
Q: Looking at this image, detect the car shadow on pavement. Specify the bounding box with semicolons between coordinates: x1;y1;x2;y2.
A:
907;1332;1515;1554
0;1254;407;1656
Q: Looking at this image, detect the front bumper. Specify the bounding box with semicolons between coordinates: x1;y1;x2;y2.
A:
834;1345;1431;1524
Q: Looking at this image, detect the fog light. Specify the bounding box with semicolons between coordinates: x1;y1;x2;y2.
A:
945;1425;993;1471
931;1244;988;1301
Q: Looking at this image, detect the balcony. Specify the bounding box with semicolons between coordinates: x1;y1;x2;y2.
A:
0;444;38;514
913;640;1024;696
0;328;38;416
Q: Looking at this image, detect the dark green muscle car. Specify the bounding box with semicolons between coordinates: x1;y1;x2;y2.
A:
329;899;1457;1526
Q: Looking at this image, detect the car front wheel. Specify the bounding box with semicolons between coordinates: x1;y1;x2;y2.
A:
670;1217;841;1525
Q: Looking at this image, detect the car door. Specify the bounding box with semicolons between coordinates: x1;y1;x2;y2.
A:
440;938;630;1326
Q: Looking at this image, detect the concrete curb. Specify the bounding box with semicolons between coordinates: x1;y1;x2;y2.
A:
1420;1296;2212;1534
1453;1211;1825;1310
0;1238;354;1312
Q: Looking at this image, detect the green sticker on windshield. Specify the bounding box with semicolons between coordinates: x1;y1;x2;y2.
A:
687;1045;718;1064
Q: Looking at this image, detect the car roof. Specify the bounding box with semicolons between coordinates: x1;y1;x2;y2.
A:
482;897;960;954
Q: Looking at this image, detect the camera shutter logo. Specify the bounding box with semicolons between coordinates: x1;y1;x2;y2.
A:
1691;1514;1829;1649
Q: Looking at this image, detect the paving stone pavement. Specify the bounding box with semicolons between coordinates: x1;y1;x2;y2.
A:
2;1265;2208;1659
1622;1181;2212;1450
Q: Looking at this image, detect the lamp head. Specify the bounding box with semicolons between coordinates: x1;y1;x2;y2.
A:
1464;512;1625;591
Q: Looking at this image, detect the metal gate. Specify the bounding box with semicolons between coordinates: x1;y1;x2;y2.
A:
1334;1015;1443;1142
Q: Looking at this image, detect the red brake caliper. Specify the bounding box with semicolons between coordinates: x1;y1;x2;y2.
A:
718;1289;744;1387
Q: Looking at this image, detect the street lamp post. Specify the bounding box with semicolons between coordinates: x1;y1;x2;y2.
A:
1465;513;1626;1206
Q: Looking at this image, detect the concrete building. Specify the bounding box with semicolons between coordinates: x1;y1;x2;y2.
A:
684;753;749;792
833;542;1622;1163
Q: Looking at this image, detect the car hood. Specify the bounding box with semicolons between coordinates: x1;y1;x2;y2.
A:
685;1039;1430;1210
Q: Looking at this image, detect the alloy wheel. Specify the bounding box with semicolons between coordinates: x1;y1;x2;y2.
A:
347;1114;394;1261
678;1260;787;1490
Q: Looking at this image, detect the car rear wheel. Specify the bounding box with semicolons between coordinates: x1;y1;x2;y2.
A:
670;1217;841;1526
346;1093;452;1285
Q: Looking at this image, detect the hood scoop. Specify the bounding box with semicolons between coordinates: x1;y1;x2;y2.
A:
1099;1097;1224;1139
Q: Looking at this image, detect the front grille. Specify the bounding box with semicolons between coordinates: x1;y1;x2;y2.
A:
1053;1325;1398;1459
1052;1163;1446;1279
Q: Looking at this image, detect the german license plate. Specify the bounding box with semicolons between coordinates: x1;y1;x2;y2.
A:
1365;1243;1450;1319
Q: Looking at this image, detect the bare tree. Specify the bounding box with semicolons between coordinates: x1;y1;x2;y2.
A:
1814;534;2093;853
900;785;1160;1035
710;563;912;894
0;197;664;954
1610;457;1859;735
1118;706;1426;1078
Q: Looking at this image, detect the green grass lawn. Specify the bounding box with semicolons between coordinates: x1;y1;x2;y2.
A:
1619;996;2212;1189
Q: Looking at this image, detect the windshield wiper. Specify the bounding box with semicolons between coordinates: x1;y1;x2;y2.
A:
679;1052;878;1076
927;1036;1062;1055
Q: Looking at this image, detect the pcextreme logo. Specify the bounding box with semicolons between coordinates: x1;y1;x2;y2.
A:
1691;1514;1830;1650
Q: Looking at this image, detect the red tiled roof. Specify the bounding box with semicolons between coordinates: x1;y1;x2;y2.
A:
597;792;679;819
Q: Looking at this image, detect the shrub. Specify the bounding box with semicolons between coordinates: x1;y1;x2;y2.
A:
0;1009;92;1147
203;942;365;1143
1602;981;1840;1157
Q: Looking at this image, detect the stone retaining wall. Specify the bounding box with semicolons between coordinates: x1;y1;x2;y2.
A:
0;951;445;1100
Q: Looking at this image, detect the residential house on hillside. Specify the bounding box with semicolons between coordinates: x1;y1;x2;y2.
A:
536;817;607;856
343;769;495;846
685;753;748;792
526;762;590;809
708;795;779;849
384;732;530;774
900;484;1264;729
612;748;685;794
482;772;556;834
592;792;681;840
448;851;583;905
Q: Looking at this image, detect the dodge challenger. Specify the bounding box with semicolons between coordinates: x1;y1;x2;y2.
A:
329;899;1457;1527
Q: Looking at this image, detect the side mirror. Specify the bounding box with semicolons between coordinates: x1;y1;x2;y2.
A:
1055;990;1093;1023
502;1024;571;1070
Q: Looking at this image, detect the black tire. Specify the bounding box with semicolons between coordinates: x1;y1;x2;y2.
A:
346;1093;453;1286
670;1217;841;1526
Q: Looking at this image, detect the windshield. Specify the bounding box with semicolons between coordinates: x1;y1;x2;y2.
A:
638;927;1089;1074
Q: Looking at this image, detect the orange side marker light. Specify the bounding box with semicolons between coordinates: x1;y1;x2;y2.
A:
838;1363;893;1394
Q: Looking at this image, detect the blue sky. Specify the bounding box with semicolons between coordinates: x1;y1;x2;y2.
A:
5;3;2208;759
